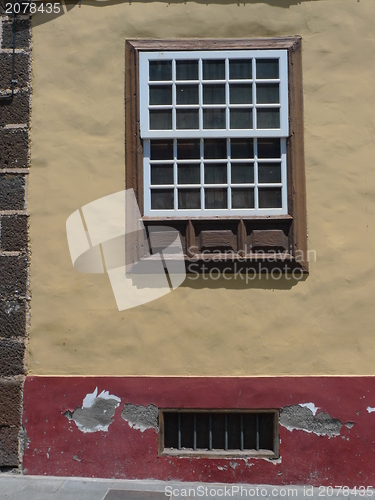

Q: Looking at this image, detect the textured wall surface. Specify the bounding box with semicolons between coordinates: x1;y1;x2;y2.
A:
22;376;375;485
0;3;31;468
28;0;375;376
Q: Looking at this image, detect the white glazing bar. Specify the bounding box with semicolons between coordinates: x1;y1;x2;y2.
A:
252;57;257;130
225;58;230;131
227;138;231;209
281;138;288;213
143;140;151;214
278;51;289;135
200;138;204;210
254;138;259;210
173;139;178;210
172;59;176;132
198;58;203;133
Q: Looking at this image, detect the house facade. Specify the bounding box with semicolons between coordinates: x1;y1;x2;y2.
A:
1;0;375;486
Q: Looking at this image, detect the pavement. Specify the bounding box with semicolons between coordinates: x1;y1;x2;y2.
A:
0;475;367;500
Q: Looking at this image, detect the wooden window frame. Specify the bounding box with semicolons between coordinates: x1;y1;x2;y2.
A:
125;38;307;273
158;409;279;458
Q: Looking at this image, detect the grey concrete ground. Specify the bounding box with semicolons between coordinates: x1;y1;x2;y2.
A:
0;475;369;500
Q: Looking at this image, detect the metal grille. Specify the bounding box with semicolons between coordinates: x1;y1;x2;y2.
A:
160;410;278;457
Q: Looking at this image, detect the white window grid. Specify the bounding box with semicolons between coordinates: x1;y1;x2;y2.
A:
144;138;287;217
139;50;289;139
139;49;289;216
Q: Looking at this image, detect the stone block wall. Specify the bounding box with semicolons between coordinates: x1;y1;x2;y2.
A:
0;0;31;470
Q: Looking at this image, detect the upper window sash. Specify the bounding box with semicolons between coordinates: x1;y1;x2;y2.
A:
139;50;289;139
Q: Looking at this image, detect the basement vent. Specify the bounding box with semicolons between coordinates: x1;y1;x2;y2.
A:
159;410;279;457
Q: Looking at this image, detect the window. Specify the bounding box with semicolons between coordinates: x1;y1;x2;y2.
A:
140;50;288;217
159;409;279;458
125;39;307;272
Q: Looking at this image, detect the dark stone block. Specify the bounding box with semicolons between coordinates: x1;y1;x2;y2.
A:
0;128;29;169
0;378;22;426
0;427;19;466
0;340;25;376
0;300;26;338
0;256;27;296
2;18;31;49
0;215;28;251
0;174;25;210
0;53;30;90
0;90;30;126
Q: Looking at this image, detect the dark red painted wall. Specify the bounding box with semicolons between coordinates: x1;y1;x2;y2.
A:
23;376;375;485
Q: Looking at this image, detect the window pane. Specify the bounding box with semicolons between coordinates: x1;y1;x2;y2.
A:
231;139;253;159
257;139;280;158
243;414;257;450
178;164;200;184
231;163;254;184
205;163;227;184
149;60;172;81
196;413;210;450
176;85;199;105
203;60;225;80
204;139;227;159
178;189;201;209
150;140;173;160
150;110;172;130
256;59;279;79
230;109;253;129
176;109;199;129
230;84;252;104
257;109;280;129
151;189;174;210
177;139;200;159
232;188;254;209
256;84;279;104
176;60;198;80
203;84;226;104
258;188;282;208
258;163;281;183
151;165;174;185
229;59;252;80
164;413;178;449
205;188;227;209
259;414;275;452
227;414;241;450
211;414;225;449
203;109;226;129
180;413;194;449
149;85;172;105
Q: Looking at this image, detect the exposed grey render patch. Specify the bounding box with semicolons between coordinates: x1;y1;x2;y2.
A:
121;403;159;432
64;387;121;433
345;422;354;429
280;404;343;438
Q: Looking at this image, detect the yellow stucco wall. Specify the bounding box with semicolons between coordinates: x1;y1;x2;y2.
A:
28;0;375;376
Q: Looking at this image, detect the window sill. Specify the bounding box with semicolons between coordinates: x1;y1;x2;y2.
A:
161;449;278;458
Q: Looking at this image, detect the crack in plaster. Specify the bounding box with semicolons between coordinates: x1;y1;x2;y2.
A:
63;387;121;433
279;404;343;438
121;403;159;432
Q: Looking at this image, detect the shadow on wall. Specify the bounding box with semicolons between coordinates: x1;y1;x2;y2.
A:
31;0;321;28
181;272;307;291
83;0;318;7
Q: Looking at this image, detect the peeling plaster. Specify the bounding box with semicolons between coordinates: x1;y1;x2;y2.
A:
299;402;319;416
121;403;159;432
345;422;354;429
64;387;121;433
280;404;342;438
367;407;375;413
